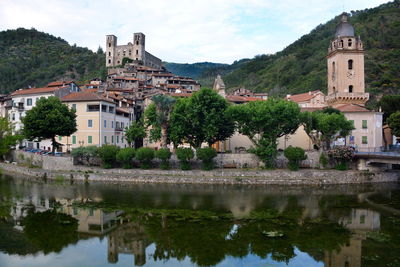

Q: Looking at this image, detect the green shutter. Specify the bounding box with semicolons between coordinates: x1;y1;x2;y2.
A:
104;136;107;144
72;136;76;144
362;136;368;144
58;136;62;141
116;136;119;143
362;120;367;129
88;136;92;144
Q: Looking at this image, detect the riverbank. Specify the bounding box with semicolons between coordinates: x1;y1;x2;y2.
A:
0;162;398;185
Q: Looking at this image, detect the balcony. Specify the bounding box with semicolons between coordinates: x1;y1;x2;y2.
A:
326;92;369;104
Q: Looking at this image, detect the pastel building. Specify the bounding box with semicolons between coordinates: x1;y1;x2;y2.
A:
60;91;131;151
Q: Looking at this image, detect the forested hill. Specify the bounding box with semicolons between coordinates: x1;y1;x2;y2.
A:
0;28;106;93
208;0;400;99
164;62;228;79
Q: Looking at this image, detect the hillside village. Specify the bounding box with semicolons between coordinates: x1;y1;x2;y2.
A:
0;13;398;171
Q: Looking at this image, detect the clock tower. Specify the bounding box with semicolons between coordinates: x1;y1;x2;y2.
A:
326;13;369;106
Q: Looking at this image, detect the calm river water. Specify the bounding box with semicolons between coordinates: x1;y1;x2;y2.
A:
0;174;400;267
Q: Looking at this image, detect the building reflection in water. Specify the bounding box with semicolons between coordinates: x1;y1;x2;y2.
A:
324;209;380;267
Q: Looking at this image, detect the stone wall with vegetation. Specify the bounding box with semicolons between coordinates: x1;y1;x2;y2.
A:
12;150;74;171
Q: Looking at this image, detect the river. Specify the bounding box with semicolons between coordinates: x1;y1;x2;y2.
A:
0;174;399;267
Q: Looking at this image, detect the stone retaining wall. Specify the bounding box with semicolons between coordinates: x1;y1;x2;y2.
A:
12;150;74;171
0;162;398;185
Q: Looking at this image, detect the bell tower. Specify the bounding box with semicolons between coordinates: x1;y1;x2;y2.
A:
106;35;117;67
326;13;369;106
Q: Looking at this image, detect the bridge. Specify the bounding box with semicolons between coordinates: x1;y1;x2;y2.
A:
355;147;400;171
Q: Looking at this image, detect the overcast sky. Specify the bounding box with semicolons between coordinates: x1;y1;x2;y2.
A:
0;0;391;64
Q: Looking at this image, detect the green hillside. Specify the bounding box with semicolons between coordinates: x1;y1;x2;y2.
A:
0;28;106;93
164;62;228;79
213;0;400;101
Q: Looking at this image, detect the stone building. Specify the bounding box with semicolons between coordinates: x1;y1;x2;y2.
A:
106;33;162;69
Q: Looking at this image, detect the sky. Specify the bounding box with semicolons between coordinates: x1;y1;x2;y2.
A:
0;0;392;64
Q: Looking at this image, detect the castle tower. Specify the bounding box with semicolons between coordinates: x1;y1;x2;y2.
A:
106;35;117;67
326;13;369;106
213;74;226;98
133;33;146;63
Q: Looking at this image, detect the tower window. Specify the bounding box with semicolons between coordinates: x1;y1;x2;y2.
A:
108;52;111;56
332;62;335;81
333;86;336;92
349;85;353;93
348;39;352;47
136;50;138;55
108;59;111;64
108;42;111;47
348;59;353;70
136;41;139;45
340;40;344;47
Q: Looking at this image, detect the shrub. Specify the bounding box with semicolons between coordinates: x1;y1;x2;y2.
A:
155;148;172;170
136;147;155;169
319;152;329;169
196;147;217;170
97;145;120;169
71;146;98;165
327;146;355;170
116;147;136;169
175;148;194;170
283;146;307;171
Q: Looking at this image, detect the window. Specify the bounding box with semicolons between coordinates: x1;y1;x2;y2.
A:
72;104;76;110
112;135;114;143
108;52;111;56
104;136;107;144
360;215;365;224
116;136;119;143
87;104;100;112
136;50;138;55
349;85;353;93
58;136;62;141
104;120;107;128
88;136;92;144
362;136;368;144
27;98;32;106
108;42;111;47
111;121;114;128
348;59;353;70
362;120;368;129
102;105;107;112
348;39;352;47
109;106;115;113
72;136;76;144
340;39;344;47
88;119;93;127
136;41;139;45
108;59;111;64
12;113;15;121
332;62;335;81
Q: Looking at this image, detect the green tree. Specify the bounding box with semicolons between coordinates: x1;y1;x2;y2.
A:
136;147;155;169
388;111;400;139
300;111;354;151
145;94;176;148
22;97;77;154
155;148;172;170
175;147;194;170
98;145;120;169
116;147;136;169
169;88;235;148
379;95;400;122
0;117;22;159
284;146;307;171
196;147;217;170
229;98;301;167
125;120;146;148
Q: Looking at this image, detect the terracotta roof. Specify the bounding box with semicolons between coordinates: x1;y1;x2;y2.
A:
167;84;182;89
11;87;58;96
286;90;322;103
61;91;114;103
47;81;73;87
226;95;262;103
124;77;139;81
335;104;371;112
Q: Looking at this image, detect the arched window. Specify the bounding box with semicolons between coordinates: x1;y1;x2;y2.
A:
108;42;111;47
348;59;353;70
108;59;111;64
332;62;336;80
333;86;336;92
349;85;353;93
348;39;352;47
340;40;344;47
108;52;111;56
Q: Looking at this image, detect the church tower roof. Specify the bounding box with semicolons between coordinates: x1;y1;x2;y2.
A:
335;13;355;37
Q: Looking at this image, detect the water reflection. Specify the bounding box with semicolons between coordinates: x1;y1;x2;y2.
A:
0;175;399;267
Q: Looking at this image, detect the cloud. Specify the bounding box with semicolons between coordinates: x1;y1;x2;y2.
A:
0;0;391;63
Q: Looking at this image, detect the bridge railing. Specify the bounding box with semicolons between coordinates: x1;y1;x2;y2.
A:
355;146;400;154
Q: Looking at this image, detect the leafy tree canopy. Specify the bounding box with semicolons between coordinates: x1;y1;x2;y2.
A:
22;96;77;152
388;111;400;138
0;117;22;158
